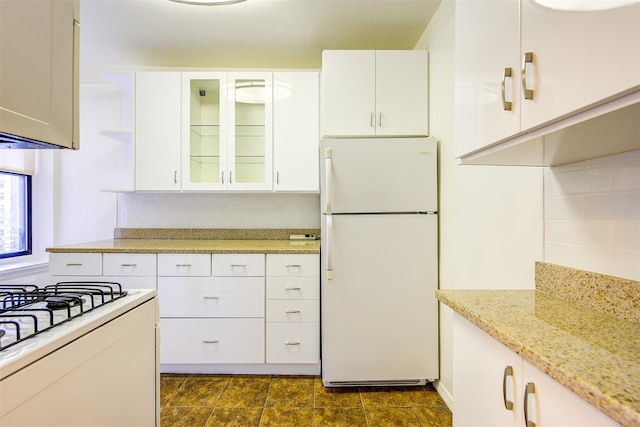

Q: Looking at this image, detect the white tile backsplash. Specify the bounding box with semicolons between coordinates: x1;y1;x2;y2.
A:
544;149;640;280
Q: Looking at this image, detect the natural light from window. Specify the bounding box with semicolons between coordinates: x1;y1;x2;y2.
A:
0;170;32;259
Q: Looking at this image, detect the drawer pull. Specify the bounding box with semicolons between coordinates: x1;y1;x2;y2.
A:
65;263;83;266
285;287;301;291
203;296;219;300
285;341;300;346
285;309;301;314
230;263;247;267
120;263;137;267
285;264;302;268
203;340;219;344
175;263;192;267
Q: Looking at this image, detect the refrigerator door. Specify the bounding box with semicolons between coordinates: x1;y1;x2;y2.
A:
320;137;437;214
321;213;439;386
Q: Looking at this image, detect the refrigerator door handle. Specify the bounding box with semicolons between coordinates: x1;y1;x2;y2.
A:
324;148;332;213
326;214;334;280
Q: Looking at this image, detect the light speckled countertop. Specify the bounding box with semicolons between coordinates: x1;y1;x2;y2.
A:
46;238;319;254
436;288;639;426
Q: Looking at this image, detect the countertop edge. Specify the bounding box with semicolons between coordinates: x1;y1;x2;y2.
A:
435;289;638;427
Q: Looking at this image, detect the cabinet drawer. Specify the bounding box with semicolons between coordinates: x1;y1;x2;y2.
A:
266;300;319;323
158;254;211;276
103;253;156;276
103;276;156;290
266;276;319;300
158;277;264;317
160;318;264;364
212;254;264;277
49;253;102;276
266;254;319;277
266;323;319;364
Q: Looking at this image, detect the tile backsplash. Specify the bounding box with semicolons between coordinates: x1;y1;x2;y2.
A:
544;150;640;280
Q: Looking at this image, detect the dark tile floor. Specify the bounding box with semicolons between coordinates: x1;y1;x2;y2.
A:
160;374;452;426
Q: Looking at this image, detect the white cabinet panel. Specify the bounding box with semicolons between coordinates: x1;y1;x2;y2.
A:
49;253;102;276
266;323;320;364
157;254;211;277
266;276;319;300
158;276;264;318
103;253;156;276
212;254;264;276
266;300;319;323
266;254;319;277
160;318;264;364
102;276;156;290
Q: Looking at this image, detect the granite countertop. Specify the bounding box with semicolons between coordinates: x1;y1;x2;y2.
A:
436;288;639;426
45;228;320;254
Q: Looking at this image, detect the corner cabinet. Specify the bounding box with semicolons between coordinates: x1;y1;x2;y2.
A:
453;314;618;426
321;50;428;137
0;0;79;149
455;0;640;166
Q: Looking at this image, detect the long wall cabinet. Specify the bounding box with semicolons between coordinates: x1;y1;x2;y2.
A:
49;252;320;375
455;0;640;166
134;71;319;192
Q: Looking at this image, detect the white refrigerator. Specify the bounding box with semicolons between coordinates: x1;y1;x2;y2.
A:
320;137;439;387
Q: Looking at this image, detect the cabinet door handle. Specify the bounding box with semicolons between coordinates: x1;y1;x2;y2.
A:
276;171;280;185
230;171;233;184
285;309;301;314
203;340;219;344
174;170;178;184
521;52;535;100
285;341;301;346
175;263;192;267
65;263;83;266
524;382;536;427
202;296;219;300
378;112;383;127
221;171;225;184
502;366;514;410
501;68;513;111
120;263;137;267
230;263;246;267
285;287;301;291
285;264;301;268
370;112;375;128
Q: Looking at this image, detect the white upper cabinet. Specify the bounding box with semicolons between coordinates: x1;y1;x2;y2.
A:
135;72;182;191
0;0;78;149
227;72;273;191
273;72;319;192
321;50;428;137
455;0;640;165
181;72;228;191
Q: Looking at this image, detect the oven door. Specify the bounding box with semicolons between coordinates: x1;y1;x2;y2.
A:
0;298;158;426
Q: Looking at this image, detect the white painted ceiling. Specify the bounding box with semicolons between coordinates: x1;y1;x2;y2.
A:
80;0;442;77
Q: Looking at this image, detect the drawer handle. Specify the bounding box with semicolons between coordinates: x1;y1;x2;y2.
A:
203;296;219;300
175;264;192;267
285;309;301;314
120;263;137;267
203;340;219;344
285;341;300;346
285;264;301;268
230;263;247;267
503;366;514;410
285;287;301;291
524;382;536;427
66;263;83;266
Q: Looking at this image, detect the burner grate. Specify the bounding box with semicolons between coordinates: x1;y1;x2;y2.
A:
0;282;127;351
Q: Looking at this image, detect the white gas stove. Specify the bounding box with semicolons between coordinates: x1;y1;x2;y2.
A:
0;282;158;426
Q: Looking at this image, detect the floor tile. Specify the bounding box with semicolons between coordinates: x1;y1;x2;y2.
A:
260;407;314;426
405;385;448;407
217;375;272;407
160;406;212;427
266;376;314;407
204;407;263;427
365;407;422;427
313;378;362;407
359;387;412;407
168;375;230;407
415;406;453;427
313;407;368;426
160;375;186;407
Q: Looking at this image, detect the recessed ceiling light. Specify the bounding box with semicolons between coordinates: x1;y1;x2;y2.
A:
168;0;246;6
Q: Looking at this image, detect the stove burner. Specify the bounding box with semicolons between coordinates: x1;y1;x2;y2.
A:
0;282;127;351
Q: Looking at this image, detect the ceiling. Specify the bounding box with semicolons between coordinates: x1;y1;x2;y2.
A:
79;0;442;80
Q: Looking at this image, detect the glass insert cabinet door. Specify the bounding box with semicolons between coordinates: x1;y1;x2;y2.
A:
227;72;273;191
181;72;228;190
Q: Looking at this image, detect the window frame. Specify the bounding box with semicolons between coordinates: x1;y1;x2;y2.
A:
0;170;33;259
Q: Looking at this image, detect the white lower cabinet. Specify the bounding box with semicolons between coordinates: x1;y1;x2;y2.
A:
453;314;618;427
266;254;319;364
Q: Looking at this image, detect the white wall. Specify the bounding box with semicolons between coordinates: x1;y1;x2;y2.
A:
545;150;640;280
416;0;544;406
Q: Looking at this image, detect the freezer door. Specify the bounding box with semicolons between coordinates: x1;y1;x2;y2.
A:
320;137;437;213
321;213;439;385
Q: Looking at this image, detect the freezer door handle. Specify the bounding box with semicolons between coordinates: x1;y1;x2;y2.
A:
324;148;332;213
326;214;334;280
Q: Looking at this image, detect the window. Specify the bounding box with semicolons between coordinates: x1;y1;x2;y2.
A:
0;170;32;259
